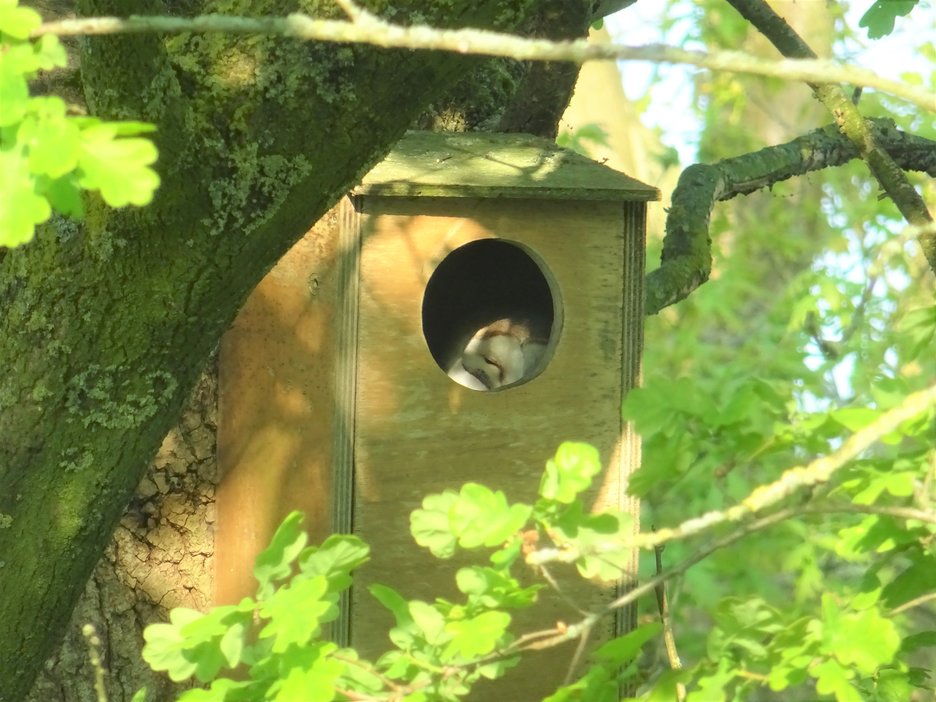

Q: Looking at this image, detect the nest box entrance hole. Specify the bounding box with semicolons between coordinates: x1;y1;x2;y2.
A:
421;238;562;390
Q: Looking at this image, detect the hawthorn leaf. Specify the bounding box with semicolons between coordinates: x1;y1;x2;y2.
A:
0;149;49;246
77;124;160;206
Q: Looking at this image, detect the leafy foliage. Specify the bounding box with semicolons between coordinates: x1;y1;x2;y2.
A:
5;1;930;700
143;514;368;700
620;2;936;699
141;443;658;701
141;404;936;700
0;0;159;248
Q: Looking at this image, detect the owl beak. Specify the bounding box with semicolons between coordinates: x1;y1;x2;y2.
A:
467;364;496;390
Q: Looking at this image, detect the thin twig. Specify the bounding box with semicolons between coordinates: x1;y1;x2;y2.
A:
332;652;407;693
538;563;591;617
478;501;935;672
564;624;592;686
29;13;936;112
653;542;686;701
81;624;109;702
332;0;364;22
890;591;936;616
612;502;936;618
798;503;936;525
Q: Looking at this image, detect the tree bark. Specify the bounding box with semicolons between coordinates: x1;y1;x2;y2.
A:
27;367;217;702
0;2;538;698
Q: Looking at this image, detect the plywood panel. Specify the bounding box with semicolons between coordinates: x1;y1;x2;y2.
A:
349;197;639;699
216;208;346;605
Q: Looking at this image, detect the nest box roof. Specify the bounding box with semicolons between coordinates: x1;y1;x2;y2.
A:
354;130;660;202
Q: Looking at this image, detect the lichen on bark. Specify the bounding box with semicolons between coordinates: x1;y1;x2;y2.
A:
28;366;218;702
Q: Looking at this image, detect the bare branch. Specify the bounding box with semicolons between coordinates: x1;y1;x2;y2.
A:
603;502;936;627
478;500;935;666
30;12;936;112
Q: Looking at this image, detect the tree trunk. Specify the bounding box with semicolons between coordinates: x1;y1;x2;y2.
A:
0;2;540;698
27;366;217;702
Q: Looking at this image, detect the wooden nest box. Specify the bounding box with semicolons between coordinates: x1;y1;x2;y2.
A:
217;131;659;698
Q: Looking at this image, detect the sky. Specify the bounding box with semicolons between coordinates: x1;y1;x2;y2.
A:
605;0;935;164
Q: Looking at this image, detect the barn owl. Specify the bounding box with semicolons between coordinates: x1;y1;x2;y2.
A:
446;319;548;391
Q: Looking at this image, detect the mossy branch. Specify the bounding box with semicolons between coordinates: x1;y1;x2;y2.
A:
646;121;936;314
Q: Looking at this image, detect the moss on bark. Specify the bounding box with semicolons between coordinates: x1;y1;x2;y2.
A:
0;2;537;698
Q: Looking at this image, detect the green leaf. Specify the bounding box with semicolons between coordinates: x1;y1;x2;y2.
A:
0;149;50;246
593;622;662;664
455;566;540;610
40;174;84;218
253;511;307;599
369;584;413;628
443;611;511;660
77;123;160;207
370;584;419;650
299;533;369;591
550;502;633;582
643;670;695;702
411;484;530;558
821;599;900;675
881;554;936;609
873;668;914;702
542;664;619;702
829;407;880;432
0;57;29;126
858;0;919;39
107;120;159;136
335;649;384;694
411;491;459;558
850;469;916;504
176;679;250;702
218;621;245;670
33;34;67;70
141;604;252;683
539;442;602;503
20;108;81;178
448;483;531;549
901;630;936;652
811;659;862;702
409;600;447;646
269;656;343;702
897;305;936;360
0;2;41;39
258;575;335;652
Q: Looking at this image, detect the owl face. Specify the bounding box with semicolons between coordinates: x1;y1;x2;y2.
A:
445;318;550;391
460;332;527;390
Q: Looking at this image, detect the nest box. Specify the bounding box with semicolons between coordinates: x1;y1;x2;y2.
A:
217;131;659;698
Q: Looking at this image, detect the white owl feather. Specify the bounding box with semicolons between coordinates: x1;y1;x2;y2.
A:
446;318;548;391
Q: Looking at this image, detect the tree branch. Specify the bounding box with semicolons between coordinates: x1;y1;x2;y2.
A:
30;11;936;112
526;501;936;657
646;121;936;314
527;381;936;566
726;0;935;272
468;499;936;673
